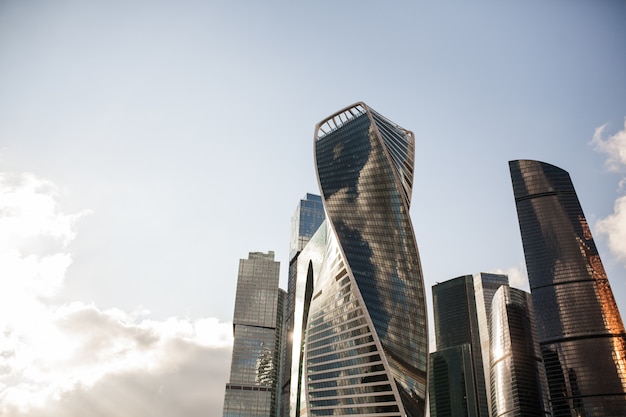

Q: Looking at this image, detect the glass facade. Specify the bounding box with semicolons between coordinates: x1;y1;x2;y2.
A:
289;194;325;260
489;285;550;417
290;221;328;417
430;276;489;417
474;273;509;416
223;251;285;417
282;195;325;417
429;345;477;417
510;160;626;416
289;102;428;417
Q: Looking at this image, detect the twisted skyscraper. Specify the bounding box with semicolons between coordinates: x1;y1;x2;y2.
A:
510;159;626;416
288;102;428;417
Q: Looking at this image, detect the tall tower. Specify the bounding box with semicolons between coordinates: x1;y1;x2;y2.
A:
473;272;509;416
293;102;428;417
489;285;550;417
289;193;325;261
281;194;325;417
430;275;489;417
288;221;327;417
509;159;626;416
223;251;285;417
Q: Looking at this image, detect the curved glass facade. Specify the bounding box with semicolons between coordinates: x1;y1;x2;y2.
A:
297;102;428;417
489;286;550;417
509;160;626;416
282;194;326;417
474;272;509;417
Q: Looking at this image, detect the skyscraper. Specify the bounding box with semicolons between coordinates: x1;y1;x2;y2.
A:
289;102;428;417
281;194;325;417
510;159;626;416
429;345;478;417
289;193;325;261
288;220;327;417
489;285;550;417
430;275;489;417
223;251;285;417
473;272;509;416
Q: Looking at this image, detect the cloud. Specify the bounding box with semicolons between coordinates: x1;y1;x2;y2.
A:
0;172;87;306
0;171;232;417
591;118;626;173
597;196;626;263
592;118;626;264
489;262;529;291
1;304;232;417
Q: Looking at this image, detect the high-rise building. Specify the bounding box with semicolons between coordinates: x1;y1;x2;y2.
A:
289;193;325;260
223;251;285;417
430;274;551;417
429;345;478;417
430;275;489;417
489;285;550;417
473;272;509;416
510;159;626;416
288;102;429;417
288;220;327;417
281;194;325;417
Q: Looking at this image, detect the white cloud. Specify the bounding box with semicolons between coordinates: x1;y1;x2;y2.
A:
0;171;233;417
591;118;626;172
0;172;86;252
489;262;529;291
597;193;626;264
592;118;626;264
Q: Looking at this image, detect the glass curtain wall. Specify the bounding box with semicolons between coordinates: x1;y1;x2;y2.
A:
510;160;626;416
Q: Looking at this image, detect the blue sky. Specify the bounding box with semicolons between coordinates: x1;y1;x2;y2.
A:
0;1;625;416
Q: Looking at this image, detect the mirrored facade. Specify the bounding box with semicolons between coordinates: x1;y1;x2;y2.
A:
429;345;477;417
430;275;489;417
490;286;550;417
510;160;626;416
474;272;509;416
289;102;428;417
289;194;325;260
223;251;285;417
282;195;325;417
289;220;327;417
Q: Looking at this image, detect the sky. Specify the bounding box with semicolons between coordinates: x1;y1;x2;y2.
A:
0;1;625;416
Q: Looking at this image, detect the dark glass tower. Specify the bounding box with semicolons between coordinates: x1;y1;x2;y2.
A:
430;275;489;417
292;102;428;417
430;345;477;417
510;159;626;416
223;251;285;417
489;285;550;417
